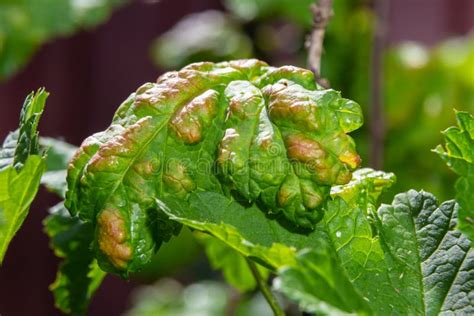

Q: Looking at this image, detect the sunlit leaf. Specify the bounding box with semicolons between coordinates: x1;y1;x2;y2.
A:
0;88;47;263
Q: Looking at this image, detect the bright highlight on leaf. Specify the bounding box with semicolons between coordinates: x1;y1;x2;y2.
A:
0;88;47;264
33;60;472;315
65;59;363;276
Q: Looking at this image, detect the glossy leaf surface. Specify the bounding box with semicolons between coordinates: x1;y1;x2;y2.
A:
65;59;363;275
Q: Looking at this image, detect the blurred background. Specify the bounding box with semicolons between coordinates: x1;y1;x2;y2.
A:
0;0;473;315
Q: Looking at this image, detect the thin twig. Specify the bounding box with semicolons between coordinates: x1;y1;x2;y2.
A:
246;258;285;316
306;0;333;87
369;0;389;169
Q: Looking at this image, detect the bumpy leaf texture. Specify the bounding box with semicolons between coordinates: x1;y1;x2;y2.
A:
0;88;47;263
65;59;363;275
434;111;474;242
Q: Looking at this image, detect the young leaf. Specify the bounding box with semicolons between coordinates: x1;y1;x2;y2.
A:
65;60;363;275
434;111;474;241
0;88;47;170
44;202;106;316
0;88;47;263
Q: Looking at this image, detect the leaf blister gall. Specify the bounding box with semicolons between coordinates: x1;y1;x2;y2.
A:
97;208;131;269
65;59;363;274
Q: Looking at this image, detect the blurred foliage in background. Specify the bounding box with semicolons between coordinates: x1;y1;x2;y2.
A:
0;0;127;80
151;11;253;69
1;0;473;313
125;279;273;316
384;39;474;200
152;0;474;202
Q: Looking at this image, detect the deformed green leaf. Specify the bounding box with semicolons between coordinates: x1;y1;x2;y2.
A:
44;202;106;315
434;111;474;241
0;88;47;263
65;60;363;276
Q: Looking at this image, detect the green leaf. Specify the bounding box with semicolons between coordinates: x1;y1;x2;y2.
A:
434;111;474;241
195;232;269;292
274;169;403;315
0;88;47;263
65;60;363;276
376;190;474;315
274;249;370;315
274;173;474;314
0;156;45;263
44;202;106;316
0;88;47;170
157;169;395;314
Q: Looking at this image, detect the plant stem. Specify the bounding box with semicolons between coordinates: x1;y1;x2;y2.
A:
306;0;333;87
246;258;285;316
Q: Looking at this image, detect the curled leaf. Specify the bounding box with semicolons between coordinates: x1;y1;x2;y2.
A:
65;59;363;275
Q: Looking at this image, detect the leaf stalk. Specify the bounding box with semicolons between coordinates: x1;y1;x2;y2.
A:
246;258;285;316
